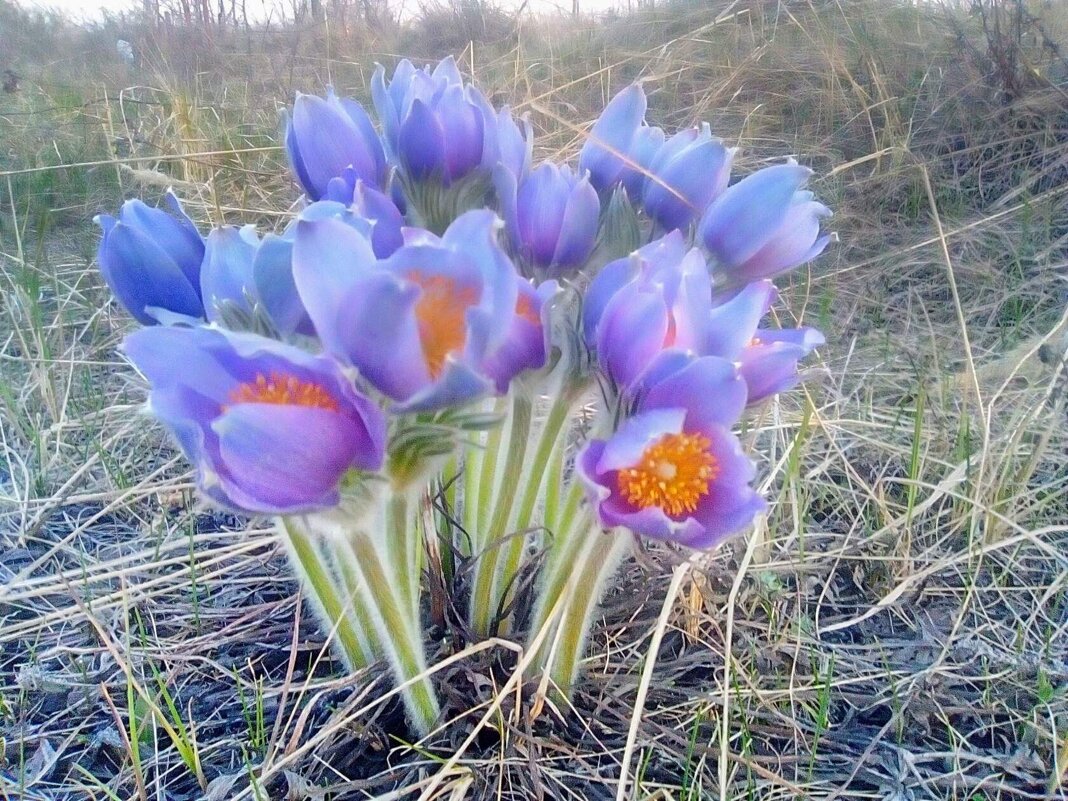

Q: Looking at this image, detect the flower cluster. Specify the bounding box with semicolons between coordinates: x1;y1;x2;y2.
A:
95;59;831;735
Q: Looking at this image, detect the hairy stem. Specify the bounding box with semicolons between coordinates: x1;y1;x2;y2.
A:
491;391;575;635
279;517;374;669
469;391;533;637
347;530;441;736
539;530;631;697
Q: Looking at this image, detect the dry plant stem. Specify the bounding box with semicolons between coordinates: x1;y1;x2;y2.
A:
278;517;373;669
469;390;533;637
346;529;441;736
542;530;632;696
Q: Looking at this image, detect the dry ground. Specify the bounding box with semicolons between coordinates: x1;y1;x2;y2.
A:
1;0;1067;798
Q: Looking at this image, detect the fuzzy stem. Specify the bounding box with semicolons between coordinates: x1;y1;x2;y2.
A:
347;530;441;736
490;391;575;635
542;425;567;536
539;530;631;697
469;391;533;637
386;491;420;621
279;517;373;669
527;480;591;643
460;445;482;558
473;395;509;549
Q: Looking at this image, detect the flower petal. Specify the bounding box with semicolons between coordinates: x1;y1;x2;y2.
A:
200;225;258;324
699;162;812;267
213;404;363;513
579;83;647;192
97;219;204;325
640;354;747;430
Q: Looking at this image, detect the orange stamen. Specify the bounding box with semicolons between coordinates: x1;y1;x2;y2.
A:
664;312;677;348
407;272;478;379
227;371;339;411
616;432;718;516
516;291;540;326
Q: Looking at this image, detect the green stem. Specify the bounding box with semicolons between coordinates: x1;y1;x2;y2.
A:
527;482;591;643
540;531;630;697
461;445;482;558
348;531;441;736
469;391;533;637
386;492;419;620
542;425;567;536
491;391;575;635
279;518;373;669
474;395;509;548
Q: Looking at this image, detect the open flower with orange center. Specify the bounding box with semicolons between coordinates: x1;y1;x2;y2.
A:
123;326;386;514
293;208;533;412
578;352;765;548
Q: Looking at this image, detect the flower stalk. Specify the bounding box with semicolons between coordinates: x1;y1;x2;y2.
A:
469;389;534;637
279;517;377;669
534;527;632;697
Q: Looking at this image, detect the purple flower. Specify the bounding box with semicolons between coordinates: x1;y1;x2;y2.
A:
124;326;386;514
285;88;387;201
698;161;831;284
95;190;205;325
579;83;649;193
372;58;456;152
496;162;599;275
739;327;824;403
372;57;498;185
482;277;558;392
323;177;405;258
496;107;533;179
292;208;527;411
641;124;733;231
578;353;765;548
619;124;665;199
583;232;779;390
200;226;313;337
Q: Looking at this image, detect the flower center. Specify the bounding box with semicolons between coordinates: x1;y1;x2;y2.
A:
407;272;478;379
616;432;718;516
516;292;540;326
227;371;339;411
664;312;677;348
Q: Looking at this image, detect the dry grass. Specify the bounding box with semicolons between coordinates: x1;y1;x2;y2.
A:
1;0;1067;798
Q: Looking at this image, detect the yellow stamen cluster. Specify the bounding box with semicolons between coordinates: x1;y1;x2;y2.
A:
616;432;718;516
227;371;339;411
407;272;478;379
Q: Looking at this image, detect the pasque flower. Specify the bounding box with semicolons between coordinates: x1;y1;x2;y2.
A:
496;107;533;179
496;162;600;275
579;352;765;548
200;226;313;337
579;83;650;193
293;208;528;411
619;124;665;199
699;160;831;284
95;190;206;325
285;88;387;201
641;124;732;231
583;232;779;391
124;326;386;514
739;327;825;403
322;178;405;258
482;277;558;391
372;56;499;184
